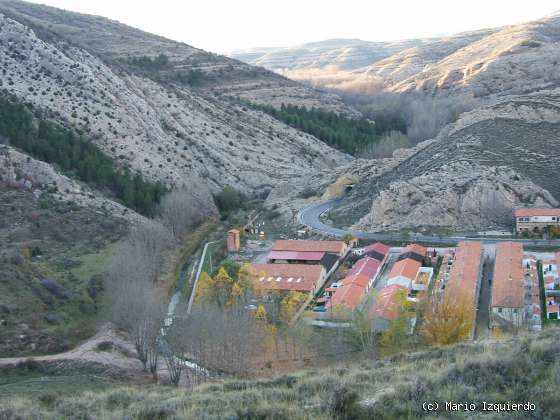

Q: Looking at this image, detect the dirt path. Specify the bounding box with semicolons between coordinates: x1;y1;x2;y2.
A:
0;323;142;372
475;249;495;339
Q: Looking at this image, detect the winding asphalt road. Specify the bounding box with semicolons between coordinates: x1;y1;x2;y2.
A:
298;198;560;247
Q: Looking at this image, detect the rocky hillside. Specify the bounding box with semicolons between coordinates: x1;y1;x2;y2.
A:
266;88;560;233
362;13;560;100
0;0;354;199
250;13;560;233
0;0;354;113
327;90;560;232
233;13;560;102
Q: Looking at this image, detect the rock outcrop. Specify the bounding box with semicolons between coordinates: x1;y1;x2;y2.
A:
353;162;558;232
327;89;560;231
0;145;144;223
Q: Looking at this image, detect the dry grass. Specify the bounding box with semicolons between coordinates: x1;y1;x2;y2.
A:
2;328;560;419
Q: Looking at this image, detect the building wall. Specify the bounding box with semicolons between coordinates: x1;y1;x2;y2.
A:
387;275;413;289
516;218;560;233
490;306;524;328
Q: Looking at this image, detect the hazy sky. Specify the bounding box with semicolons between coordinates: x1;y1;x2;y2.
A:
27;0;560;53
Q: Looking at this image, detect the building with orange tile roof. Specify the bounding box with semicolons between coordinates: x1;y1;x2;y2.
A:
387;244;427;289
515;208;560;234
445;241;482;308
252;263;326;293
327;283;367;313
440;241;482;336
491;242;525;328
272;240;347;256
326;252;389;315
343;274;370;289
227;229;241;253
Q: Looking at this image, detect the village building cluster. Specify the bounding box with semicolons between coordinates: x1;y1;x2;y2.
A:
234;206;560;338
245;239;557;334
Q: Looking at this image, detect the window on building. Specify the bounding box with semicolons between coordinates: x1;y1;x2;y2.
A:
498;308;502;313
513;309;518;314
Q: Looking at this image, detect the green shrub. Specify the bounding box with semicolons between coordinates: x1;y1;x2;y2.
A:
105;390;133;409
96;341;114;352
214;187;243;217
38;393;58;408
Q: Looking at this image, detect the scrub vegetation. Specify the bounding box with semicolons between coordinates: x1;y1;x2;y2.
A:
1;328;559;419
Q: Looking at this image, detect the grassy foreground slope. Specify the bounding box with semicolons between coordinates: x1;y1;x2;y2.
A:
0;189;127;357
1;328;559;419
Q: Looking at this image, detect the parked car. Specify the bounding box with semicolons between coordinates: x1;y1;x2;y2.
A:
313;305;327;313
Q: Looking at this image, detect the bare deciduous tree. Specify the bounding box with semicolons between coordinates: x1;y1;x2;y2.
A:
106;221;169;369
360;130;411;159
157;182;217;240
128;220;173;283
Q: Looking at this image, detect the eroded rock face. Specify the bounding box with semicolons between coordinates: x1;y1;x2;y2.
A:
0;145;145;223
321;87;560;232
353;163;558;232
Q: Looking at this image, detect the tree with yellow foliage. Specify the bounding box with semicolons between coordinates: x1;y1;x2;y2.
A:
195;263;259;311
379;314;410;354
195;267;235;310
279;291;307;324
194;272;214;304
255;304;268;323
419;294;475;346
379;289;413;354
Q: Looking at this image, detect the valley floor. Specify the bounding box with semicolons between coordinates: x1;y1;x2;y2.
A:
1;327;559;419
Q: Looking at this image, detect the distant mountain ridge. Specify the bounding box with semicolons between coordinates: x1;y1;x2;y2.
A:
230;38;432;72
231;14;560;101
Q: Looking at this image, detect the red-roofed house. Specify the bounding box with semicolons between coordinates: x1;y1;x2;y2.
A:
387;244;427;289
360;242;391;261
347;257;382;291
515;208;560;234
327;282;366;313
491;242;525;328
445;241;483;309
325;253;388;314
